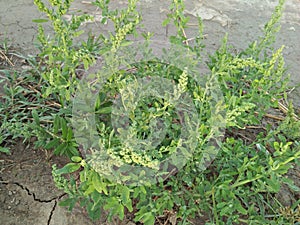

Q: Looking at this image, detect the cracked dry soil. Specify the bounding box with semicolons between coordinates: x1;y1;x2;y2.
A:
0;141;101;225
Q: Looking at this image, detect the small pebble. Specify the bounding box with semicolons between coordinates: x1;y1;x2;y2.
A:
288;26;295;31
21;65;32;70
8;191;13;196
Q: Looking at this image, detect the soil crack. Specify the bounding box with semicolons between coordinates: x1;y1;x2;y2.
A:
1;177;66;225
48;200;57;225
0;180;65;203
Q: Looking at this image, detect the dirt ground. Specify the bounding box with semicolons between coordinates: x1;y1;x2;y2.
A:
0;0;299;225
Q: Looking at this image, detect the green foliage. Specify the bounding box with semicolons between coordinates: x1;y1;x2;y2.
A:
0;136;10;154
1;0;300;224
34;114;79;157
33;0;95;104
277;102;300;140
163;0;190;44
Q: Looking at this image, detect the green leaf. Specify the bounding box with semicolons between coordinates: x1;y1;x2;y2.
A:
53;143;67;155
53;116;60;134
235;200;247;215
80;169;88;182
133;185;147;198
43;86;52;97
217;202;227;209
162;18;170;27
73;30;84;38
61;118;68;139
169;36;183;45
67;128;73;141
71;156;82;163
116;204;125;220
44;138;60;150
96;106;112;114
32;18;49;23
56;163;81;175
103;197;119;210
68;145;79;157
119;186;130;204
32;109;40;125
90;191;103;211
84;185;96;196
135;212;155;225
103;196;124;220
92;172;108;195
282;177;300;192
265;174;280;192
58;198;77;211
0;147;10;154
273;163;291;174
119;185;133;212
124;199;133;212
86;201;101;220
101;17;107;24
120;41;133;47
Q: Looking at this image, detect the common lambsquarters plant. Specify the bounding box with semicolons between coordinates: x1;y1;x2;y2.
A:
0;0;299;224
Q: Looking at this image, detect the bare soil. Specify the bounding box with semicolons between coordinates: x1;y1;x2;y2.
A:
0;140;102;225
